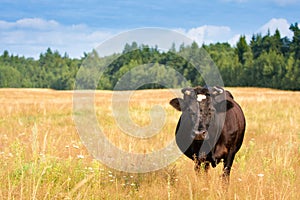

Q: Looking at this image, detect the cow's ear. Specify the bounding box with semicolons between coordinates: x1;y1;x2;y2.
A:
214;100;234;112
170;98;186;111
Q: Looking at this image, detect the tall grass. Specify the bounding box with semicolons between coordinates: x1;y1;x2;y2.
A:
0;88;299;199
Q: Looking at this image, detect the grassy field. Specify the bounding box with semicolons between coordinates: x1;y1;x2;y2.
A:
0;88;299;199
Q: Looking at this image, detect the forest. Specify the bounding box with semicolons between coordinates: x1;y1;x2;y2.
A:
0;23;299;90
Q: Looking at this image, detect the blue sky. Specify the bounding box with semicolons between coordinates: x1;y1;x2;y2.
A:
0;0;299;58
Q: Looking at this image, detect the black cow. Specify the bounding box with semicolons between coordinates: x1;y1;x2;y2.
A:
170;86;246;178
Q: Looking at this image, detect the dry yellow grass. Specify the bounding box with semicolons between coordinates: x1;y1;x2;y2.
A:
0;87;299;199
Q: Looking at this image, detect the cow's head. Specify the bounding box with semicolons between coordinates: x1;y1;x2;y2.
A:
170;86;233;141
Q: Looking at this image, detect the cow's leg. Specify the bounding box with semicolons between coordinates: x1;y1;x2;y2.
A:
194;159;201;172
193;154;201;172
204;161;210;172
194;161;210;173
193;155;210;173
222;150;237;180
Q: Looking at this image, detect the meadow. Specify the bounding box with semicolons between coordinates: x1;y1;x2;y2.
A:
0;87;299;199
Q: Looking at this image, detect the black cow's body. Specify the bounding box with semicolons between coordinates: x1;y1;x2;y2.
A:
170;86;246;178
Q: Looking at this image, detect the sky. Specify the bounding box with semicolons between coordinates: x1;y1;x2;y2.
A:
0;0;299;58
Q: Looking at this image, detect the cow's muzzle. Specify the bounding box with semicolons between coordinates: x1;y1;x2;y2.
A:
193;130;209;140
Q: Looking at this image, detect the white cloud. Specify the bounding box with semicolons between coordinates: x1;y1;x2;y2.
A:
16;18;60;30
228;34;242;46
228;18;294;47
0;18;114;58
178;18;294;47
257;18;293;38
0;18;59;30
178;25;233;45
227;34;252;46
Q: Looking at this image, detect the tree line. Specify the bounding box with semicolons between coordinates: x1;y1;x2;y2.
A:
0;23;299;90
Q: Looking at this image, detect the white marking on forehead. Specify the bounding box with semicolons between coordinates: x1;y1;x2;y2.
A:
197;94;206;102
185;90;191;95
